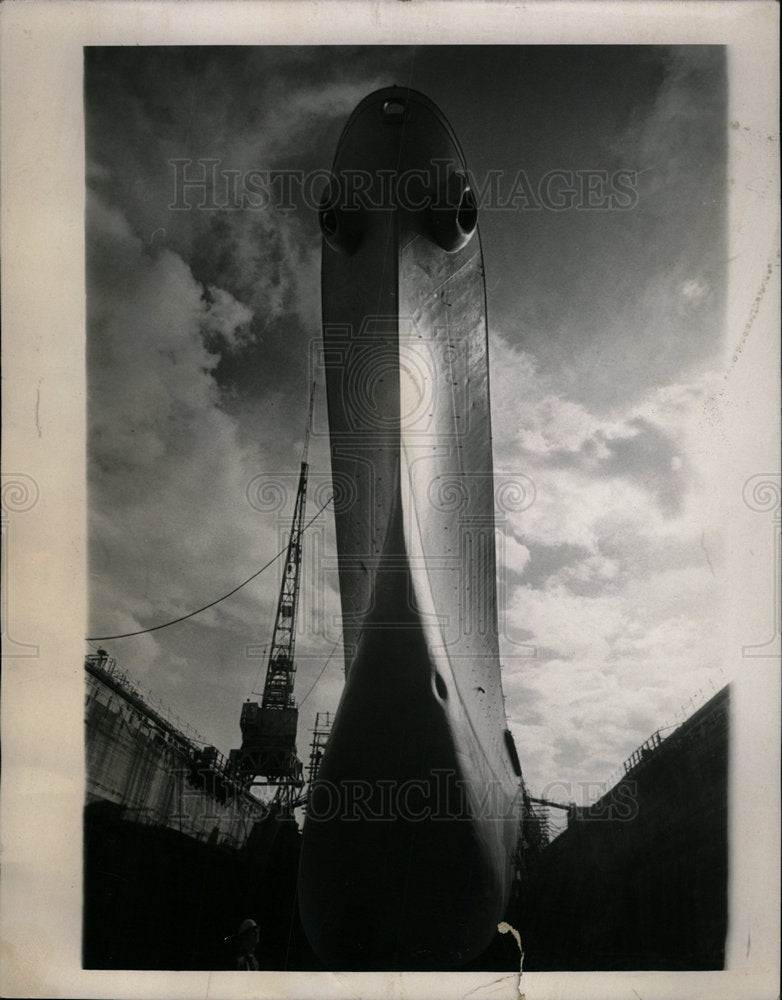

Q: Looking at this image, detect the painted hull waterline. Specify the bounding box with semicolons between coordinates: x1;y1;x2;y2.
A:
298;88;522;971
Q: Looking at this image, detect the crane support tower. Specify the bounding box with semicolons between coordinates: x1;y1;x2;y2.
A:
229;386;315;800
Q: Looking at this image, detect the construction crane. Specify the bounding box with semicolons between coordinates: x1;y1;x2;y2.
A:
229;385;315;812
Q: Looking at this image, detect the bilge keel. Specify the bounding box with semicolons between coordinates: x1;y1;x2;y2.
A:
298;88;522;970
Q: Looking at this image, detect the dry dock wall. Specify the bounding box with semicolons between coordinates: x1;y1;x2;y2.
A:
517;686;730;970
83;658;319;968
85;675;261;848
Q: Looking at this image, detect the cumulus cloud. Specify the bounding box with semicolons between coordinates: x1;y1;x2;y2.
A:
87;191;282;700
489;332;726;794
496;528;531;579
87;187;345;752
255;76;394;159
86;50;399;372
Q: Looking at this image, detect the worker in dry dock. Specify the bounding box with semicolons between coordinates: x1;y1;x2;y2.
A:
235;918;260;971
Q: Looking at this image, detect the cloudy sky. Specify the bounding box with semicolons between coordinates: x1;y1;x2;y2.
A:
85;45;728;811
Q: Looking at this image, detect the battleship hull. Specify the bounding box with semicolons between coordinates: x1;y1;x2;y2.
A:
298;88;522;970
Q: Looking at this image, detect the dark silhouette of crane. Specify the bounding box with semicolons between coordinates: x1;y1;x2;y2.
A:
228;386;315;812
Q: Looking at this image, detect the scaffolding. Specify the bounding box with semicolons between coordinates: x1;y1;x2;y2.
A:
306;711;334;788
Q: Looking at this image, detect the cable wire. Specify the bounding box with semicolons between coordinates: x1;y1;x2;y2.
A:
86;496;333;641
298;632;343;708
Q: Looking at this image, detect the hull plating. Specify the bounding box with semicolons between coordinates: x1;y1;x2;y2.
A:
298;88;521;970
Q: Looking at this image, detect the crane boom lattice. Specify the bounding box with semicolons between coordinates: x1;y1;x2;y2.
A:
229;386;315;795
262;456;308;712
